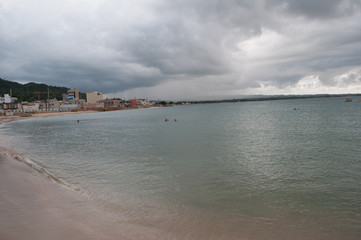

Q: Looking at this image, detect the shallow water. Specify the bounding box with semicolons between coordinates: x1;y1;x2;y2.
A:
1;97;361;239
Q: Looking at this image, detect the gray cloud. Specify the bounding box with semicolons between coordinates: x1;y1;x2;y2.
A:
268;0;361;18
1;0;361;98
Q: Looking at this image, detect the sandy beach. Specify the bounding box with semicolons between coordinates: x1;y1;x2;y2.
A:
0;105;161;124
0;150;170;240
0;110;167;240
0;110;99;124
0;152;96;240
1;147;350;240
0;111;117;240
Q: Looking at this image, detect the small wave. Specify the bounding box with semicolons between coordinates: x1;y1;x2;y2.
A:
0;146;84;194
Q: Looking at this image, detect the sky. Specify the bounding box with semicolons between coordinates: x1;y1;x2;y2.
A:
1;0;361;100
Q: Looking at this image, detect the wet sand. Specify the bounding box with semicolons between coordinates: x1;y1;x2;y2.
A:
2;150;354;240
0;151;192;240
0;153;102;240
0;109;179;240
0;152;160;240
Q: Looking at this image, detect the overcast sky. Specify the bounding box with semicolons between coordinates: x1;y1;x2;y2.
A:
1;0;361;99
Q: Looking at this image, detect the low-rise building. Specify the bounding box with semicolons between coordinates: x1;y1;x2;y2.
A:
137;99;154;105
82;102;104;109
129;99;137;106
86;91;104;103
59;104;78;110
1;103;21;111
48;99;61;109
22;103;40;112
98;99;121;108
129;99;154;106
0;94;17;104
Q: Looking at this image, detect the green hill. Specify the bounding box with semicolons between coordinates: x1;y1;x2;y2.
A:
0;77;78;102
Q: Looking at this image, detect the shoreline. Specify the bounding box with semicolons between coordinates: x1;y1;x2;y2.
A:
0;110;117;240
0;145;163;240
2;101;360;240
0;152;104;240
0;106;179;240
0;110;99;124
0;151;157;240
0;105;165;125
2;146;356;240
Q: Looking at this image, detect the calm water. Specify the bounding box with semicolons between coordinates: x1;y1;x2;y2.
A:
1;97;361;239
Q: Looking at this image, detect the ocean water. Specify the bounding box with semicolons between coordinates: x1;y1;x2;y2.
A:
1;97;361;239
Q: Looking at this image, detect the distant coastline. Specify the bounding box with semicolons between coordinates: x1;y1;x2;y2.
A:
2;94;359;125
182;93;361;105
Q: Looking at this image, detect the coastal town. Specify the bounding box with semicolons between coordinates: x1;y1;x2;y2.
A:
0;88;161;117
2;86;360;118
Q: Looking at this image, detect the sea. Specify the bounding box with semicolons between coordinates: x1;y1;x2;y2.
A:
1;97;361;240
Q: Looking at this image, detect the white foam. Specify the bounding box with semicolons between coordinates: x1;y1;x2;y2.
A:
0;146;83;194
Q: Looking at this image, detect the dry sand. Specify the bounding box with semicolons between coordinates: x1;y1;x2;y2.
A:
0;153;99;240
0;151;200;240
0;111;130;240
0;150;162;240
0;110;98;124
0;108;177;240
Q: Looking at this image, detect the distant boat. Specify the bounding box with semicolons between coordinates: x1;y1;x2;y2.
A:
344;98;352;102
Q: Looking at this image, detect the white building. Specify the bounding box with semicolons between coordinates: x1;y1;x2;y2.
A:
22;103;40;112
137;99;155;105
0;94;13;103
86;91;104;103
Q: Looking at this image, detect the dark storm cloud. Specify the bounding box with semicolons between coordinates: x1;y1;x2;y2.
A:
267;0;361;18
21;59;162;92
1;0;361;97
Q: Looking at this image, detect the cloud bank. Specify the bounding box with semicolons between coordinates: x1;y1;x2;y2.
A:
1;0;361;99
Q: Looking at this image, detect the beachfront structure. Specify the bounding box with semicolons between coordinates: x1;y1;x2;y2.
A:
129;99;154;106
59;104;78;110
98;99;121;108
48;99;61;109
0;94;16;104
86;91;104;104
69;88;79;100
129;99;137;106
0;94;19;111
137;99;154;106
63;88;80;101
0;102;20;111
81;102;104;109
22;103;40;112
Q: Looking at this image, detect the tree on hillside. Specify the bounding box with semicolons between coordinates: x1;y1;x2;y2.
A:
0;77;84;101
